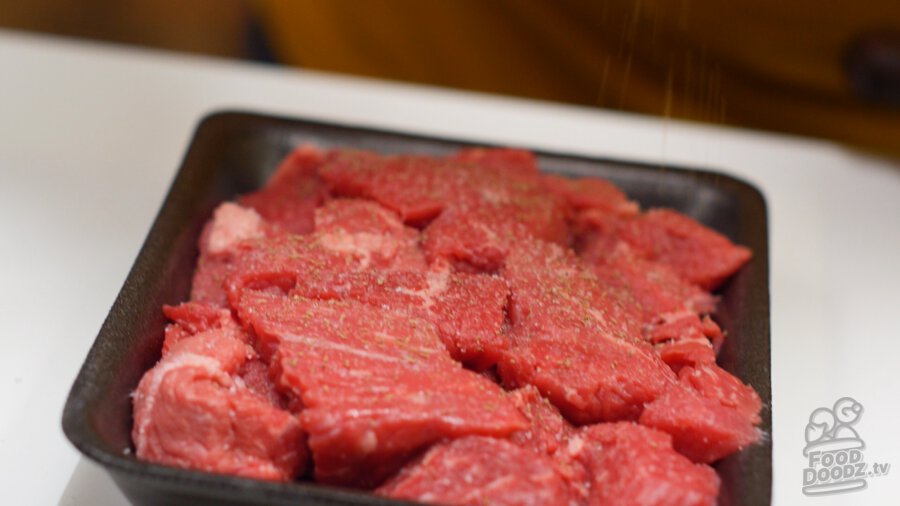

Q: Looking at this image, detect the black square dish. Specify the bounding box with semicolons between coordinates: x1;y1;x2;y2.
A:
63;111;771;506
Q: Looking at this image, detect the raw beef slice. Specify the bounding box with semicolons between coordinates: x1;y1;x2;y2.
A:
318;150;464;223
639;382;760;464
680;363;763;423
542;173;639;216
584;242;723;371
566;422;720;506
639;364;762;463
422;191;568;271
320;148;568;270
190;202;270;307
238;145;328;234
499;240;675;424
161;301;242;354
377;436;573;506
312;198;426;271
319;148;543;224
223;217;423;313
585;242;717;319
223;199;506;368
508;385;574;456
507;386;591;503
420;159;569;271
449;147;540;177
132;328;306;481
289;262;510;369
619;209;752;290
237;291;526;487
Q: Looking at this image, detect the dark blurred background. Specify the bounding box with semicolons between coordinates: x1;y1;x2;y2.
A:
2;0;899;155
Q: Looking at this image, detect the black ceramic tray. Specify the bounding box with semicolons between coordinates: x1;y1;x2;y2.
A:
62;111;772;506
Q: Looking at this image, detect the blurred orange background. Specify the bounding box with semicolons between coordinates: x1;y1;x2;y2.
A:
2;0;899;156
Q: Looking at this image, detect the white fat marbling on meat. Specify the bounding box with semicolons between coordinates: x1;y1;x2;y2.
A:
133;353;230;453
316;231;399;269
207;203;265;255
394;264;450;308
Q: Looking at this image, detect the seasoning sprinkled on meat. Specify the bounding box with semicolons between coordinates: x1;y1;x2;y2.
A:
134;145;759;503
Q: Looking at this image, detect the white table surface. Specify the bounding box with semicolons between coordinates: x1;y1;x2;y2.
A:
1;29;898;506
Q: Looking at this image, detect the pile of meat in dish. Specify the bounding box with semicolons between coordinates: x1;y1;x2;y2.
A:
132;146;760;506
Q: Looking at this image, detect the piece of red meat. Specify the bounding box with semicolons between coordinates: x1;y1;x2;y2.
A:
221;235;349;313
190;253;236;308
320;148;543;224
238;359;287;409
647;312;723;372
542;174;639;217
564;422;720;506
498;240;676;424
573;207;628;258
203;202;269;255
238;145;328;234
700;315;725;351
321;149;568;270
215;202;504;368
449;147;540;177
654;337;717;372
680;364;763;424
587;242;717;319
163;327;256;372
228;234;507;369
313;198;426;271
583;240;723;372
190;203;272;307
132;329;307;482
508;385;574;456
161;301;241;354
284;263;510;369
237;291;526;487
319;150;465;223
422;190;568;272
506;386;592;503
618;209;752;290
377;436;574;506
315;197;413;235
639;364;761;463
222;223;424;314
450;148;639;221
420;159;569;272
421;203;514;272
639;382;760;464
221;235;354;358
424;268;509;368
645;312;722;348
